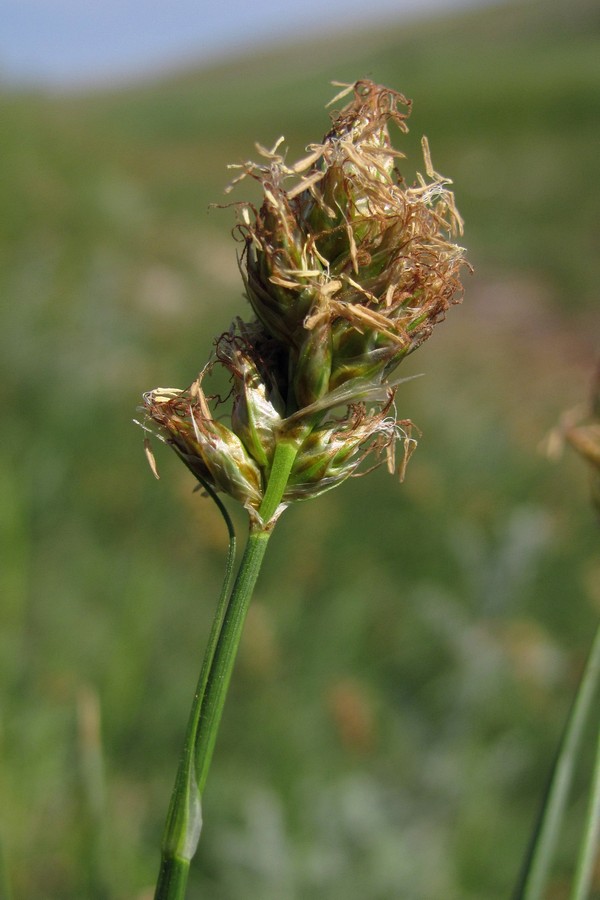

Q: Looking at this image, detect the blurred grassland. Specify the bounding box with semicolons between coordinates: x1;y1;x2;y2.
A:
1;0;600;897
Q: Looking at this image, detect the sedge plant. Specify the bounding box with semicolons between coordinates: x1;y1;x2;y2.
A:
138;80;468;899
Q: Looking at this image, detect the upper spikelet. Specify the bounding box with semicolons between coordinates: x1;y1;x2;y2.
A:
231;80;466;411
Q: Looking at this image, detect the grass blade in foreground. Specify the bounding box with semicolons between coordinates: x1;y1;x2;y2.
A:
517;375;600;900
140;81;467;898
513;624;600;900
566;375;600;899
570;690;600;900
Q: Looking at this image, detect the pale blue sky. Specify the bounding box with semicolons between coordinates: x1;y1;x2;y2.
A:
2;0;496;88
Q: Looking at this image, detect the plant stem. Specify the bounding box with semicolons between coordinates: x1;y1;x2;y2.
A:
570;717;600;900
76;685;110;899
154;486;236;900
194;439;299;795
259;439;299;526
569;625;600;900
193;527;271;792
514;623;600;900
154;439;299;900
154;858;189;900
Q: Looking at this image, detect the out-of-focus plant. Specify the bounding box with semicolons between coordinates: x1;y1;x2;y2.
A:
515;366;600;900
138;80;467;899
563;364;600;517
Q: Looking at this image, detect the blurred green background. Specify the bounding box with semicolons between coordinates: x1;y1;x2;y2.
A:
2;0;600;896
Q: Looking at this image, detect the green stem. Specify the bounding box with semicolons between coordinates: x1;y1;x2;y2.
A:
193;528;271;792
194;439;299;794
570;718;600;900
155;858;189;900
259;439;299;526
569;627;600;900
154;439;299;900
514;623;600;900
154;484;237;900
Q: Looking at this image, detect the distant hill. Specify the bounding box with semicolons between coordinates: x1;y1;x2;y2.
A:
2;0;599;313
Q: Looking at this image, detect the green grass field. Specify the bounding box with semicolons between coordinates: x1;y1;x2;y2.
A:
2;0;600;896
